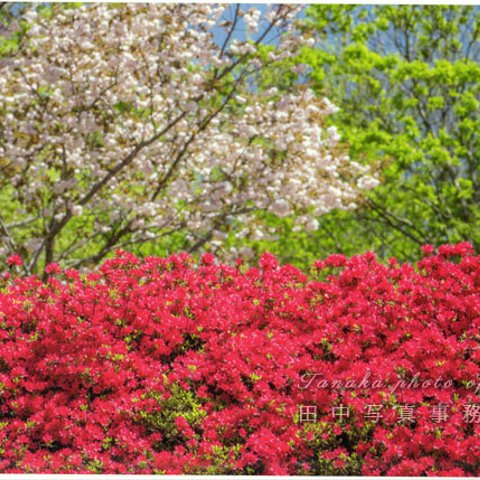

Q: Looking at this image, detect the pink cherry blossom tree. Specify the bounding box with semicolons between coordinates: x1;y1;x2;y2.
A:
0;3;378;275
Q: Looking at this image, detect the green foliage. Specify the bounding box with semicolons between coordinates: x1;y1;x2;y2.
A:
296;420;367;475
136;381;207;449
245;6;480;266
189;444;246;475
134;381;249;474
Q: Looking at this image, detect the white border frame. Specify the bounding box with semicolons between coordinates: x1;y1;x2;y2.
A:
0;0;478;479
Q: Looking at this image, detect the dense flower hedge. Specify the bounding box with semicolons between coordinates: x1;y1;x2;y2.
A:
1;244;480;474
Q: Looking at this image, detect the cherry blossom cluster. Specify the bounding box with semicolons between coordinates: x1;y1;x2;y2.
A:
0;242;479;475
0;3;378;272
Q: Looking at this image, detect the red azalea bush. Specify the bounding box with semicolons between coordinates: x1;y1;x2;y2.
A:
1;243;480;474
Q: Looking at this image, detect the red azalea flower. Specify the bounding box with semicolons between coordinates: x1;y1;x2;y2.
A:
45;262;62;275
6;254;22;267
0;243;478;474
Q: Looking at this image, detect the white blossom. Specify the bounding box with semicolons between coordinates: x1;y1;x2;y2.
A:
0;3;378;270
71;205;83;216
270;199;291;218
